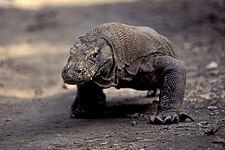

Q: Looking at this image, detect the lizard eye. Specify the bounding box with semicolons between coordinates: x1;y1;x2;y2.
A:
79;36;88;43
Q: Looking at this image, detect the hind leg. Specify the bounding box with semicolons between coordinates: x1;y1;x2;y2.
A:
70;81;106;118
147;56;194;125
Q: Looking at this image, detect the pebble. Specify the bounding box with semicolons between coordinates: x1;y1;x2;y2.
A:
198;121;208;127
131;121;137;126
207;106;218;111
100;141;107;146
206;61;218;69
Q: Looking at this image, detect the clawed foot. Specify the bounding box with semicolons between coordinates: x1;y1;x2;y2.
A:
148;112;194;125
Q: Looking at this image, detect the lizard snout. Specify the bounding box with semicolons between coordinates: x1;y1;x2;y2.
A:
61;65;91;85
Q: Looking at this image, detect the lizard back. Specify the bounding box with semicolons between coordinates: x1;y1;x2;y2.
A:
85;22;176;75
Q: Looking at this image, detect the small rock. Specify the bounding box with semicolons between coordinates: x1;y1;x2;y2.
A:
198;121;208;127
136;137;142;140
100;141;107;146
207;106;218;111
210;87;218;93
131;121;137;126
214;111;219;115
206;61;218;69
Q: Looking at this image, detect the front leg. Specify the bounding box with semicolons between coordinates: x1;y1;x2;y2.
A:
148;56;194;125
70;81;106;118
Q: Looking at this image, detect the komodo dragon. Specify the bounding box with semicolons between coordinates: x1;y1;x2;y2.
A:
61;22;194;125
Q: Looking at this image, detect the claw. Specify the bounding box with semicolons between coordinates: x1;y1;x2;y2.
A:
148;112;194;125
149;115;163;125
163;116;172;124
149;116;155;124
179;113;194;122
70;112;76;118
171;114;179;123
155;116;164;124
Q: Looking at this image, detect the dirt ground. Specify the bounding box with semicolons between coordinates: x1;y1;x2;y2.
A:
0;0;225;149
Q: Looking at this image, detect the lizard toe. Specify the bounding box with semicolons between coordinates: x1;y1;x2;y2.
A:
162;114;179;124
171;114;180;124
149;115;164;125
149;112;190;125
178;112;194;122
163;116;173;124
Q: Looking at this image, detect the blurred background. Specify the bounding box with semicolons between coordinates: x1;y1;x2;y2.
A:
0;0;225;149
0;0;224;100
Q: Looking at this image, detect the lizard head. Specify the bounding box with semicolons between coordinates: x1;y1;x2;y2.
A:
61;36;112;85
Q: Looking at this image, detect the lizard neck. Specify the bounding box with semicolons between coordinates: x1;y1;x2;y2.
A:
93;59;117;88
92;41;117;88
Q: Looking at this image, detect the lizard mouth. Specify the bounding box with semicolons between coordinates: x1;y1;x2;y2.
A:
62;68;93;85
63;79;77;85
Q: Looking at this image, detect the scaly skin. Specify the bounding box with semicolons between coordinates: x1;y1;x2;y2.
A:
61;22;194;125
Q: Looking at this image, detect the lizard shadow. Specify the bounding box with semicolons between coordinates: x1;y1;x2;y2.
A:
98;96;158;119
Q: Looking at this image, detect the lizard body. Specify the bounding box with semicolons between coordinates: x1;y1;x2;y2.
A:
61;22;193;125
